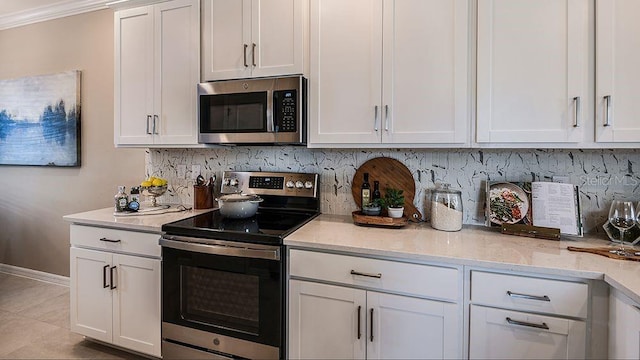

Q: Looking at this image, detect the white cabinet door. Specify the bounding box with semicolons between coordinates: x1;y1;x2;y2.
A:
596;0;640;142
153;0;199;145
289;280;366;360
202;0;305;81
309;0;383;144
114;6;155;145
381;0;469;144
112;254;161;357
201;0;251;80
469;305;586;359
476;0;588;144
70;247;113;343
609;288;640;359
115;0;199;146
251;0;305;78
367;291;460;359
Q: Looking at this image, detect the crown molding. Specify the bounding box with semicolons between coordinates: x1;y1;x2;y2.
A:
0;0;111;31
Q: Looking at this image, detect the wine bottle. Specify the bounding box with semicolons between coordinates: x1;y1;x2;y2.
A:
372;181;381;201
361;173;371;207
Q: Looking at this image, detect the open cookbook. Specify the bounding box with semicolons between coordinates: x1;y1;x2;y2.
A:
485;181;583;236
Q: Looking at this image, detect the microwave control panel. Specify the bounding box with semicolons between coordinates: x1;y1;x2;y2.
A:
273;90;297;132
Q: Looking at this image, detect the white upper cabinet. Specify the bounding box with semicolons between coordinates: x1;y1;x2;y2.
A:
309;0;470;146
114;0;200;146
596;0;640;143
201;0;307;81
476;0;588;144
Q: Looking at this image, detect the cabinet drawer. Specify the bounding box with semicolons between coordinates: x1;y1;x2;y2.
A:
471;271;588;318
70;224;161;258
289;249;459;301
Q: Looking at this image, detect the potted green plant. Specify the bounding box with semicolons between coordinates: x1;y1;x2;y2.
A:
384;187;405;218
362;198;385;216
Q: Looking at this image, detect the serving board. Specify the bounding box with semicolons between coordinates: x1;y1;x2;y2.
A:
352;157;422;222
567;246;640;262
352;211;408;228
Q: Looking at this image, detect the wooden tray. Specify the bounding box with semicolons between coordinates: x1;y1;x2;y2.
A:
352;211;408;228
567;246;640;262
352;157;422;222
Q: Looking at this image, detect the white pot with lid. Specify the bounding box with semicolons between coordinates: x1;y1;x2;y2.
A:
216;193;264;219
430;184;463;231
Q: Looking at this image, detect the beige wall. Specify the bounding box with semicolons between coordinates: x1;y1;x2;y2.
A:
0;9;145;277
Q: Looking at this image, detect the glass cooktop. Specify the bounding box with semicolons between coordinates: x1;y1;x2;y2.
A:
162;209;319;245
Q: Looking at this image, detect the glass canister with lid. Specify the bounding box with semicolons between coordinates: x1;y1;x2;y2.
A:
430;184;463;231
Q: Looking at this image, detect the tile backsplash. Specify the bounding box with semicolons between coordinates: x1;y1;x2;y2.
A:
147;147;640;235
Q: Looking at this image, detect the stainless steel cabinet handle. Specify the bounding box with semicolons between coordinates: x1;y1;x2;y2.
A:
351;270;382;279
153;115;158;134
146;115;152;134
506;317;549;330
109;266;117;290
369;308;374;342
252;43;256;67
374;106;379;132
384;105;389;131
103;265;109;288
357;305;362;339
573;96;581;127
243;44;248;67
100;237;121;243
604;95;612;127
507;290;550;302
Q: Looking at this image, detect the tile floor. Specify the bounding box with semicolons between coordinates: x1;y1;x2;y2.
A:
0;272;146;359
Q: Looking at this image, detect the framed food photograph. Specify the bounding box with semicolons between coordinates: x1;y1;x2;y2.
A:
0;70;81;167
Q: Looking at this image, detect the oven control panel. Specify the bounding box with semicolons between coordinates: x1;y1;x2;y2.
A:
222;171;319;198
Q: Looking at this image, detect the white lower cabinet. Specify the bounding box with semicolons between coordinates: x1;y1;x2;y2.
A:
69;225;161;357
469;271;588;360
469;305;586;359
609;288;640;359
288;249;462;359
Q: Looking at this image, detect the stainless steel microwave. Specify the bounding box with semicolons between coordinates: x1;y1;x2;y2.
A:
198;75;307;145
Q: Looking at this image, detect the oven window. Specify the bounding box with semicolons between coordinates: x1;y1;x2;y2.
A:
181;266;260;335
201;92;267;133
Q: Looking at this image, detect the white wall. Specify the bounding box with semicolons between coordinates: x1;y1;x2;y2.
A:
0;9;146;276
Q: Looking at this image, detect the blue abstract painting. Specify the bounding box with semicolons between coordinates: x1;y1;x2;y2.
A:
0;70;81;167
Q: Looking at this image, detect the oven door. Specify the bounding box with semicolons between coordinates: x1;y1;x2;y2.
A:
161;238;282;359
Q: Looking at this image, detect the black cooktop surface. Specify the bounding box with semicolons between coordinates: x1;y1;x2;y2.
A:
162;209;319;245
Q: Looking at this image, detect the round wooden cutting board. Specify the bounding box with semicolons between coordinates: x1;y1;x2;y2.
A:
352;157;421;221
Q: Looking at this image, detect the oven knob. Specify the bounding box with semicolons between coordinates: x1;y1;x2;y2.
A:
295;181;304;189
286;180;295;188
304;181;313;189
230;178;239;187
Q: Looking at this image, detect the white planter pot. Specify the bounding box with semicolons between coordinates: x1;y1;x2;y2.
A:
387;207;404;218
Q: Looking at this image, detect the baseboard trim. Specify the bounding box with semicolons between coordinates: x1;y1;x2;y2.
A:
0;263;69;287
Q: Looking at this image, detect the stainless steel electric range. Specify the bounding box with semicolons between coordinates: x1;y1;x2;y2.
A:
160;171;319;360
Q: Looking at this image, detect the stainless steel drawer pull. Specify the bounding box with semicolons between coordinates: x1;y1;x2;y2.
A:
604;95;612;127
153;115;158;134
507;290;550;302
350;270;382;279
99;237;121;243
146;115;152;135
506;317;549;330
252;43;256;67
357;305;362;339
384;105;389;132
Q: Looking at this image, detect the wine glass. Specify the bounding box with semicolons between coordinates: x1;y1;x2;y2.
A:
608;200;636;256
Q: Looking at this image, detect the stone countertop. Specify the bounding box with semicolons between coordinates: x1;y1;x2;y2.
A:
63;206;213;233
285;214;640;304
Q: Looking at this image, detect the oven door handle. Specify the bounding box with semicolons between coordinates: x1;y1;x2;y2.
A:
160;238;280;261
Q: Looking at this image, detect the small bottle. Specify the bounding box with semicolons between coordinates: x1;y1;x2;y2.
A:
361;173;371;207
130;186;140;203
372;181;381;201
114;186;129;212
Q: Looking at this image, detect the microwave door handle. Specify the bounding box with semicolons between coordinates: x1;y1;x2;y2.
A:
267;90;275;133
